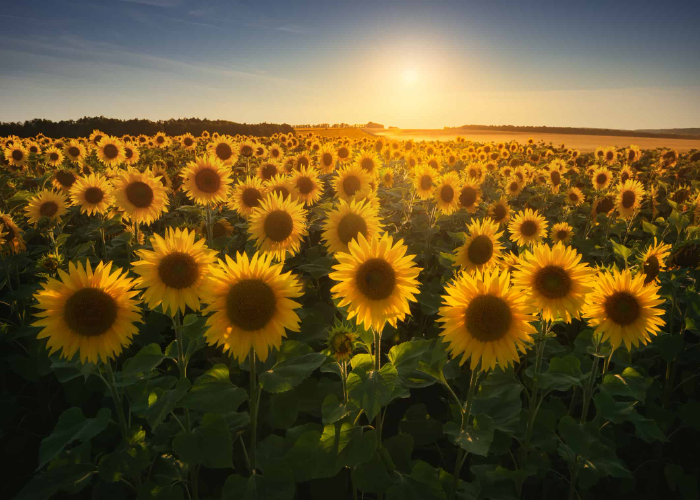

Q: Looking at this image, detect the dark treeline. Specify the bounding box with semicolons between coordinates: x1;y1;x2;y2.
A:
454;124;700;140
0;116;295;138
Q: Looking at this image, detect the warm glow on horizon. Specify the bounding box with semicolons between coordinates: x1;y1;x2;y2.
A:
402;68;418;87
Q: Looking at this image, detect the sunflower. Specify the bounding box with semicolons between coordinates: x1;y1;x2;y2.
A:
180;133;197;150
230;176;266;218
44;146;65;167
334;164;373;201
551;222;574;245
327;321;357;362
354;149;381;177
25;190;68;225
89;130;106;147
487;197;510;226
0;213;25;255
268;144;283;161
592;196;615;217
329;233;421;332
565;187;584;206
582;269;665;351
454;218;505;273
122;142;141;166
616;179;645;219
505;177;524;198
113;168;169;225
181;155;233;205
434;172;461;215
264;174;293;201
603;147;617;165
619;166;634;183
199;218;234;240
438;269;538;371
69;173;115;216
290;166;323;206
248;192;308;261
413;164;438;200
379;168;394;188
548;167;564;193
457;180;481;213
592;167;612;190
32;260;141;363
52;169;79;192
294;152;312;172
206;136;236;165
258;160;281;181
201;251;303;362
509;209;548;247
322;198;382;254
638;238;671;285
63;140;87;164
465;163;483;182
513;243;594;322
153;132;170;149
133;228;217;316
96;136;125;167
4;144;28;167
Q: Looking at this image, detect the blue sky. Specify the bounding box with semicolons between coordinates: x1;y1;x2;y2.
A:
1;0;699;128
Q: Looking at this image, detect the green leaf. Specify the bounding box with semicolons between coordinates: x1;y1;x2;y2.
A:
259;340;327;393
350;353;374;371
321;393;355;425
146;378;191;430
388;339;432;373
222;474;295;500
655;333;684;364
269;390;300;429
347;363;398;421
386;461;446;500
178;364;247;413
172;413;233;468
601;367;650;402
611;241;633;261
538;356;583;391
351;451;395;494
444;414;495;457
642;221;658;235
38;407;111;470
398;403;443;446
471;369;522;433
122;344;165;383
383;434;414;473
14;464;95;500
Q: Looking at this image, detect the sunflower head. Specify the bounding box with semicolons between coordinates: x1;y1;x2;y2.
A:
327;321;357;362
434;172;461;215
181;155;233;205
638;238;671;285
551;222;573;245
413;164;438;200
508;209;548;247
322;198;382;254
454;218;504;273
248;192;308;261
113;168;169;225
25;189;69;225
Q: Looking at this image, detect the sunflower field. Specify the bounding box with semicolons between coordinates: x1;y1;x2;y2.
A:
1;130;700;500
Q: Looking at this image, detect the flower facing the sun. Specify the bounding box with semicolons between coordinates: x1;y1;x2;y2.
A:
70;174;115;216
508;209;549;247
638;238;671;286
181;155;233;205
25;189;68;225
434;172;461;215
201;251;303;362
248;192;308;261
438;269;538;371
330;233;421;332
454;218;504;273
322;198;382;254
32;260;141;364
113;168;169;225
616;179;645;219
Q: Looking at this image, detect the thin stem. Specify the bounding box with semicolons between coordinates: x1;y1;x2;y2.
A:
373;328;383;443
104;361;129;441
248;348;258;475
525;330;547;454
205;203;214;249
664;288;677;408
451;368;480;499
173;313;197;499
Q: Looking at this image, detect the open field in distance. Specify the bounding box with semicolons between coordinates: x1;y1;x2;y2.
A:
294;127;375;139
367;128;700;152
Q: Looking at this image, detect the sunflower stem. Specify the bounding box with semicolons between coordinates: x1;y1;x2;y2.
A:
373;328;383;444
249;348;259;475
173;313;197;498
104;361;128;441
451;368;480;500
205;203;214;249
524;323;548;455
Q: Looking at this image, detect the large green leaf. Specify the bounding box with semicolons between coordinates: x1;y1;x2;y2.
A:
538;355;583;392
38;407;111;470
14;464;95;500
398;403;443;447
386;461;446;500
146;378;191;430
178;364;247;413
259;340;327;393
172;413;233;468
122;344;165;383
347;363;398;422
444;414;495;457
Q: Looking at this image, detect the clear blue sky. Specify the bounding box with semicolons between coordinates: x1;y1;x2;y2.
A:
1;0;699;129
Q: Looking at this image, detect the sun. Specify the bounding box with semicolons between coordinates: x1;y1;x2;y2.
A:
402;68;418;86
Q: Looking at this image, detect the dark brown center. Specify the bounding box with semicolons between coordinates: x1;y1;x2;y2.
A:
534;265;572;298
216;143;233;161
126;181;154;208
440;185;455;203
55;170;76;187
68;146;80;158
604;291;640;326
195;168;222;194
85;187;104;204
460;187;477;207
103;144;119;159
40;201;58;217
297;176;314;195
467;235;494;265
356;258;396;300
225;279;276;331
264;210;294;242
64;288;118;337
242;187;263;208
643;255;660;284
465;295;512;342
420;175;432;190
621;190;636;208
337;213;368;245
520;220;538;237
342;175;362;196
158;252;199;289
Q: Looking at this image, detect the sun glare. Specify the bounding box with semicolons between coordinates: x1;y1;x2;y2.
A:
402;68;418;86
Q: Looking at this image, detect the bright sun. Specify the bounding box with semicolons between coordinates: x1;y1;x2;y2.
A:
402;68;418;86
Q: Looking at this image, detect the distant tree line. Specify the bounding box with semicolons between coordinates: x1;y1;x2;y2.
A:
0;116;294;138
453;124;700;140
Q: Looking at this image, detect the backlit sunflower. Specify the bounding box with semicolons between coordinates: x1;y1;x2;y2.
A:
25;189;68;225
603;147;617;165
248;192;308;261
52;169;79;192
438;269;538;371
329;232;421;332
201;251;303;362
322;198;382;254
122;142;140;166
625;145;641;164
230;176;266;218
153;132;170;149
199;218;234;240
290;166;323;206
488;197;510;225
96;136;125;167
334;164;373;201
207;136;237;165
413;164;438;200
181;155;233;205
582;268;665;351
551;222;573;244
548;167;564;193
425;155;442;171
619;166;634;183
44;146;65;167
293;152;311;172
433;173;461;215
592;167;612;190
508;209;548;247
253;143;267;159
4;144;28;167
133;228;217;316
565;187;584;206
63;140;87;164
89;130;106;148
268;144;283;161
314;144;336;174
354;149;381;177
69;173;114;216
616;179;645;219
113;168;169;225
457;180;481;213
258;160;281;181
638;238;671;285
264;174;293;201
454;218;504;273
180;133;197;150
465;163;483;182
0;213;24;255
336;144;351;164
505;177;524;198
327;321;357;362
32;260;141;364
513;243;594;322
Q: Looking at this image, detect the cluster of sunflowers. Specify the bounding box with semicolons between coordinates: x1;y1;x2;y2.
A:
2;128;700;499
